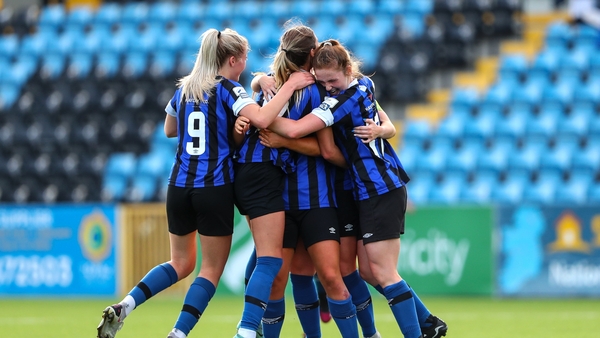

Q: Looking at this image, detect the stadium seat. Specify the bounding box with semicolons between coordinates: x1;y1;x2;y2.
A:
121;2;149;26
104;152;137;180
414;147;446;177
587;183;600;202
555;177;589;204
460;177;494;204
405;175;434;204
94;2;122;27
491;178;524;204
148;1;177;24
402;120;431;150
428;176;463;204
101;174;129;201
127;175;158;202
522;179;556;204
498;54;528;84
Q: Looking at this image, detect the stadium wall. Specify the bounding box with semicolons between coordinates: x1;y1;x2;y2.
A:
1;203;599;298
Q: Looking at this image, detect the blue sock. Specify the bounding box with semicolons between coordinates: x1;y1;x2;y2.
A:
245;248;257;288
129;262;178;307
343;271;376;337
174;277;216;335
290;274;320;338
240;256;283;331
374;284;384;296
384;280;421;338
327;296;358;338
410;287;431;327
262;298;285;338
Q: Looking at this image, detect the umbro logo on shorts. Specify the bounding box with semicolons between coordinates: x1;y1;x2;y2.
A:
363;233;373;238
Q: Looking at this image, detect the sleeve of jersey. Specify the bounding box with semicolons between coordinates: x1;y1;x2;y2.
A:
230;86;256;116
165;90;179;117
310;96;338;127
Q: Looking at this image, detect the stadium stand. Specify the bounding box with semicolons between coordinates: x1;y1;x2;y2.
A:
3;0;598;206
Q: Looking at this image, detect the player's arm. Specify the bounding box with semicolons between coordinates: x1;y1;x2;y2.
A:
259;129;320;156
352;101;396;143
164;114;177;138
233;116;250;146
251;72;277;99
240;72;314;129
316;127;347;168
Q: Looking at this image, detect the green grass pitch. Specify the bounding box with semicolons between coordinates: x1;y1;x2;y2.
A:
1;295;598;337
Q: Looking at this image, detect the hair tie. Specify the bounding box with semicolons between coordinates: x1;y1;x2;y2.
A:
281;48;288;53
217;31;221;38
323;41;332;47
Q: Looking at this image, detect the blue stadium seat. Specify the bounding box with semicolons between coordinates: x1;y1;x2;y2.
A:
522;179;556;204
445;146;477;176
555;177;589;204
506;146;540;178
491;178;524;204
148;1;177;24
450;88;479;113
558;49;589;74
67;53;94;79
511;82;543;107
261;1;291;19
545;21;573;51
435;114;465;142
0;34;18;60
462;114;495;143
65;5;94;33
571;146;600;177
127;175;158;202
498;54;528;84
378;0;405;14
122;52;149;79
525;112;558;141
402;120;431;150
101;174;129;201
121;2;150;26
104;152;137;180
405;0;433;16
538;145;572;176
406;175;433;204
38;4;66;30
414;147;446;176
572;24;598;51
460;178;493;204
428;175;464;204
481;83;512;112
494;113;526;141
588;183;600;203
476;144;509;177
135;153;167;179
290;0;320;17
0;83;20;110
94;2;122;27
95;52;121;78
347;0;375;15
40;54;66;80
530;49;563;76
149;51;176;78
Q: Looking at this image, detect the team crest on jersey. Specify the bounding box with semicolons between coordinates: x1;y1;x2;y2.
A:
233;86;249;99
319;97;338;111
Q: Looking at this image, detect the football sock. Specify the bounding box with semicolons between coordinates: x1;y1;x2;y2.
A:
173;277;216;335
328;296;358;338
343;270;376;337
245;248;257;288
410;287;432;327
290;274;321;338
383;280;421;338
262;298;285;338
128;262;178;309
240;256;283;332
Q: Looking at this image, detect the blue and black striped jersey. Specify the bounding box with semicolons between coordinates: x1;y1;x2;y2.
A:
284;83;337;210
165;76;256;188
234;80;295;173
311;76;409;201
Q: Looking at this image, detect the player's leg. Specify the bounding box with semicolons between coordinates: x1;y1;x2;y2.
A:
234;163;285;338
304;208;358;338
360;187;421;338
262;246;294;338
169;184;235;338
340;236;378;338
290;240;320;338
97;185;197;338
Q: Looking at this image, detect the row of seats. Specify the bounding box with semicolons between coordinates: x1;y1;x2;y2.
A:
399;20;600;205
